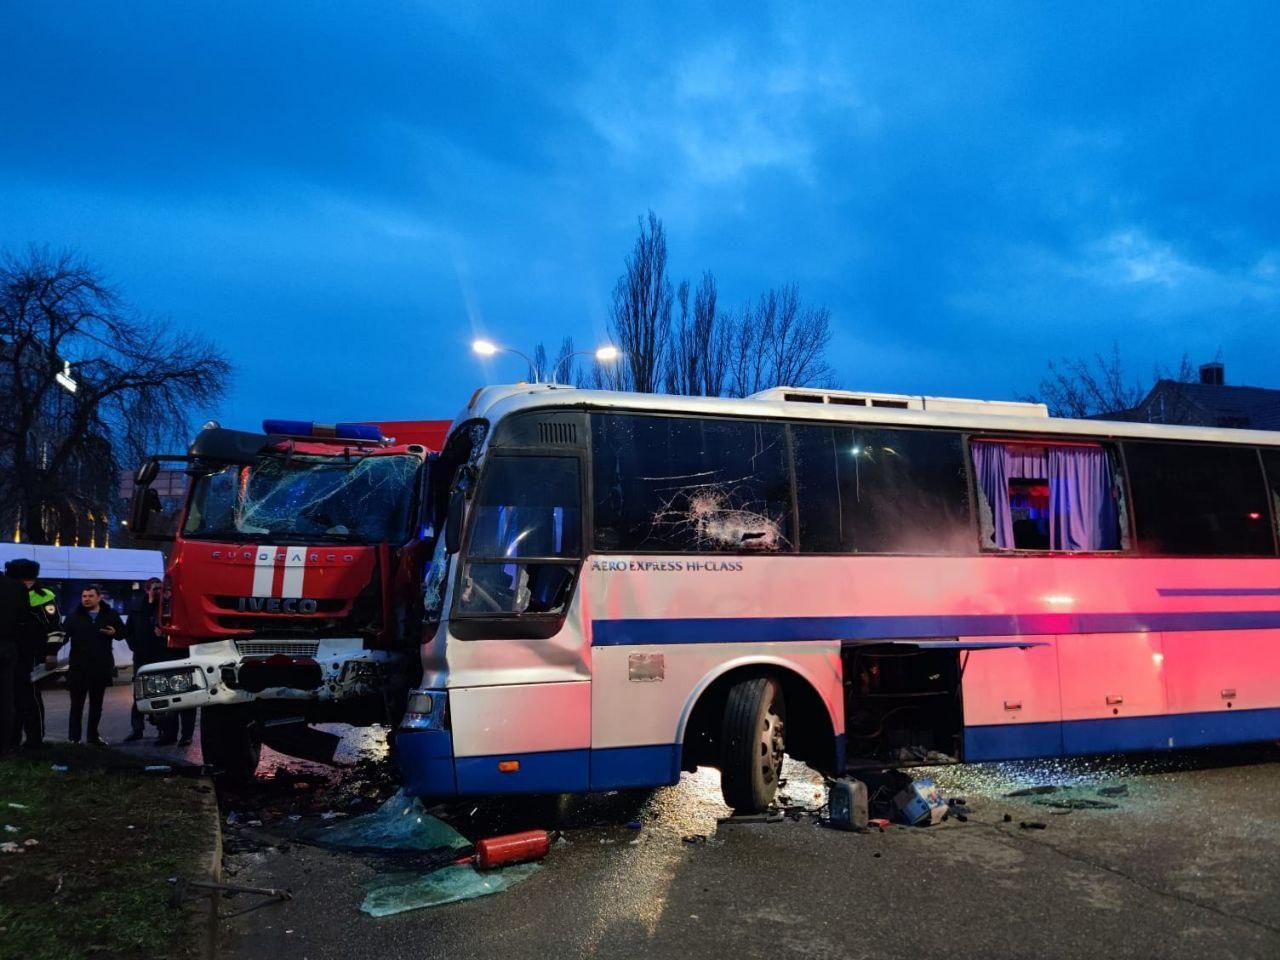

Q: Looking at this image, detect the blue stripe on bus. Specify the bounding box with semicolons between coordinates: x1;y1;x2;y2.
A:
591;744;682;790
965;707;1280;762
455;748;590;794
394;729;457;797
590;609;1280;646
1157;587;1280;597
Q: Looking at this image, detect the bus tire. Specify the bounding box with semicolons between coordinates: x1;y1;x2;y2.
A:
719;675;786;813
201;705;262;780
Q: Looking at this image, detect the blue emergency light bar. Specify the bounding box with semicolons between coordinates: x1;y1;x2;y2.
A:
262;419;385;443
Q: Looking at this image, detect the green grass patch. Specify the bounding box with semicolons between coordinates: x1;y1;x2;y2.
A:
0;743;214;960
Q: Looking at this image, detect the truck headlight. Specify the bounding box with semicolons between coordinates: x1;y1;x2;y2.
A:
136;667;206;699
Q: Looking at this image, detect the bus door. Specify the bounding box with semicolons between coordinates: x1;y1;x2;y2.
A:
446;428;591;794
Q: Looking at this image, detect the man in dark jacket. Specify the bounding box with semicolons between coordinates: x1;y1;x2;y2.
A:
5;559;56;750
124;578;164;742
63;585;124;745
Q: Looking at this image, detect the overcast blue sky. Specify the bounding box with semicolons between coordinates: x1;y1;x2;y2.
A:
3;2;1278;429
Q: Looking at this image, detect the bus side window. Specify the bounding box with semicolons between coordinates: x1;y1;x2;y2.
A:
793;424;972;555
971;440;1123;552
1125;441;1273;556
590;413;793;553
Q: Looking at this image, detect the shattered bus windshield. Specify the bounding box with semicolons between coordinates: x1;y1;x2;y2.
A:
183;454;419;543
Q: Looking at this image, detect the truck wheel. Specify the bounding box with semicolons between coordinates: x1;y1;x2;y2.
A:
719;675;786;813
200;705;262;780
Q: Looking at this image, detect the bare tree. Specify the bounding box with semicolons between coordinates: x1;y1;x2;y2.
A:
0;247;230;544
1033;344;1196;418
666;272;731;397
527;337;578;384
726;284;834;397
587;211;838;397
606;211;673;393
526;342;550;383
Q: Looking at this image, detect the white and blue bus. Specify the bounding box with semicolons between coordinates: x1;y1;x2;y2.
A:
396;384;1280;811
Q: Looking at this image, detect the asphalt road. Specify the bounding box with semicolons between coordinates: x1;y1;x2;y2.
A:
46;681;1280;959
215;747;1280;960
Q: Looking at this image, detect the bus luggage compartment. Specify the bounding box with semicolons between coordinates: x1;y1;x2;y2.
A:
841;639;1046;768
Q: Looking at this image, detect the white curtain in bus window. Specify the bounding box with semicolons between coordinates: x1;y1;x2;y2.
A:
971;441;1121;551
590;414;792;552
792;425;971;554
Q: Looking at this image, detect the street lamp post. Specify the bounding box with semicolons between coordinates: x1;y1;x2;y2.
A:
472;340;619;385
552;345;620;384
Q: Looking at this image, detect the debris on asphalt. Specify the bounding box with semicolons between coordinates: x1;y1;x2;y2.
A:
7;802;29;810
868;818;889;831
892;778;949;826
361;862;541;917
1019;821;1048;830
1034;798;1119;811
144;764;173;774
1003;814;1013;822
626;819;643;830
310;790;471;854
1;841;24;854
827;778;869;831
716;811;785;825
49;764;68;773
1097;784;1130;798
1006;785;1061;797
3;824;18;833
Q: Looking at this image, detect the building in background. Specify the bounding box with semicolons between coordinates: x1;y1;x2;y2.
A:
1097;363;1280;430
0;341;114;546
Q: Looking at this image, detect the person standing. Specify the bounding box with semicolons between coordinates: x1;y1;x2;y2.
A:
63;585;123;745
5;559;57;750
0;569;26;757
124;578;164;743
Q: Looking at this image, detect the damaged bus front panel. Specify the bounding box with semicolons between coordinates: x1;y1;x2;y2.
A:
132;419;450;775
397;385;1280;812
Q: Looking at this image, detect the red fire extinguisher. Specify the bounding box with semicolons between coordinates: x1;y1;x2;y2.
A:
454;829;551;869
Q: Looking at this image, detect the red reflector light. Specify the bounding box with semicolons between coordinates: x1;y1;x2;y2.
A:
497;760;520;773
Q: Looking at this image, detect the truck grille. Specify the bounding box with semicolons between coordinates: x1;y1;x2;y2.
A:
234;641;321;659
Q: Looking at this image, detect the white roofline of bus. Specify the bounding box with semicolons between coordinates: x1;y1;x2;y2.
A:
451;382;1280;448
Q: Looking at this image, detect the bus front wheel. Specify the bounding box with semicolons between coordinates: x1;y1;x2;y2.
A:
201;705;262;780
719;675;786;813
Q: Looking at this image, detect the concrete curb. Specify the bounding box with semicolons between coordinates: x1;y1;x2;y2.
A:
193;777;223;960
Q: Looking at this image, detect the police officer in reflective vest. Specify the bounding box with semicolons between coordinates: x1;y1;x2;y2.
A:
4;559;57;750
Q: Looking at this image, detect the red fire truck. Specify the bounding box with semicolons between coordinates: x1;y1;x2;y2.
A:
128;418;449;777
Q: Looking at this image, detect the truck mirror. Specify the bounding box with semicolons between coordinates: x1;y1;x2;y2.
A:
129;487;163;537
135;458;159;486
445;488;466;555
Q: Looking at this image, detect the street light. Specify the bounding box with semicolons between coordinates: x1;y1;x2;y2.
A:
55;359;77;394
472;339;621;384
471;339;536;378
552;345;621;384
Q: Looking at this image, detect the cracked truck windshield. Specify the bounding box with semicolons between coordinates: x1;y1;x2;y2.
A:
183;454;419;543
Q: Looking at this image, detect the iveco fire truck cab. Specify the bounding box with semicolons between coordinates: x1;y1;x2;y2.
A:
129;418;449;777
